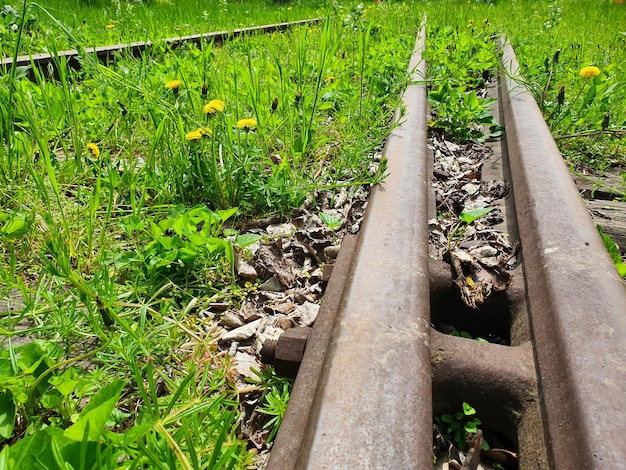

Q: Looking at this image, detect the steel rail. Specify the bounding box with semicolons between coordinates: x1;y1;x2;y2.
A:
500;41;626;467
267;23;431;470
0;18;322;81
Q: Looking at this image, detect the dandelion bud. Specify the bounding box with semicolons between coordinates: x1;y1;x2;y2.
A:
294;90;302;106
271;96;278;113
201;83;208;97
602;111;610;130
552;49;561;64
116;100;128;116
557;86;565;106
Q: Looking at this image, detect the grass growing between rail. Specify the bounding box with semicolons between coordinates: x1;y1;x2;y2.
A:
0;2;422;467
424;0;626;172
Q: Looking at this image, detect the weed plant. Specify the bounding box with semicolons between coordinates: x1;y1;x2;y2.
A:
423;0;626;170
0;1;422;466
425;22;503;142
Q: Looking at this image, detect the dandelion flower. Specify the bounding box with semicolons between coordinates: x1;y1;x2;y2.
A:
579;66;601;79
186;128;211;141
105;21;115;29
86;143;100;158
165;80;182;92
236;118;258;131
185;130;203;141
203;99;225;114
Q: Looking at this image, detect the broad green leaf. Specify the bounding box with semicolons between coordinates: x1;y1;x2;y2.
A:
17;340;59;375
63;379;125;442
319;212;342;229
49;368;80;396
462;402;476;416
583;84;597;107
0;216;30;239
597;225;626;278
41;389;62;409
235;233;262;247
3;427;67;470
206;238;228;253
0;392;16;440
186;231;209;246
459;208;493;225
0;359;14;378
123;423;152;446
464;421;478;433
216;207;238;224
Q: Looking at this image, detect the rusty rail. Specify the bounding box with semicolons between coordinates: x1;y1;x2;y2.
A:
267;23;431;470
0;18;321;81
264;30;626;470
500;41;626;467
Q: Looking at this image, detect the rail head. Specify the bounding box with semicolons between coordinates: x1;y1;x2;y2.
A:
500;40;626;468
267;23;431;470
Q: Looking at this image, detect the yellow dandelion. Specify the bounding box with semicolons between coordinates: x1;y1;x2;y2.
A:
185;130;203;141
105;21;115;29
165;80;182;91
86;143;100;158
236;118;258;131
203;99;225;114
579;66;601;79
186;127;212;141
198;127;212;137
325;76;335;83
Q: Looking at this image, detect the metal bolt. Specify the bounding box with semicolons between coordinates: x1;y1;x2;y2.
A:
261;327;312;378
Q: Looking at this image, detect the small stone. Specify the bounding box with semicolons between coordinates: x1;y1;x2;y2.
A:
266;223;296;238
323;245;340;261
259;276;285;292
239;301;263;322
292;301;319;326
220;312;244;329
461;182;480;195
276;317;295;330
221;319;262;342
236;258;258;280
470;245;499;258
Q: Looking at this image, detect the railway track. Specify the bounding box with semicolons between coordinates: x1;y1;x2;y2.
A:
263;28;626;469
0;18;321;81
5;17;626;468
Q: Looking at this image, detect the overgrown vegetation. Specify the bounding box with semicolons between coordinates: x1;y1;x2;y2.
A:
424;0;626;171
0;1;421;466
1;0;624;466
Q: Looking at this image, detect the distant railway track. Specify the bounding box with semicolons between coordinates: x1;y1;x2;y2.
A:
262;27;626;469
0;18;322;81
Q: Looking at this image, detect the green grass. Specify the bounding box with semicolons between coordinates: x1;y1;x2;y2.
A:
1;0;328;57
423;0;626;169
0;2;422;466
1;1;625;466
